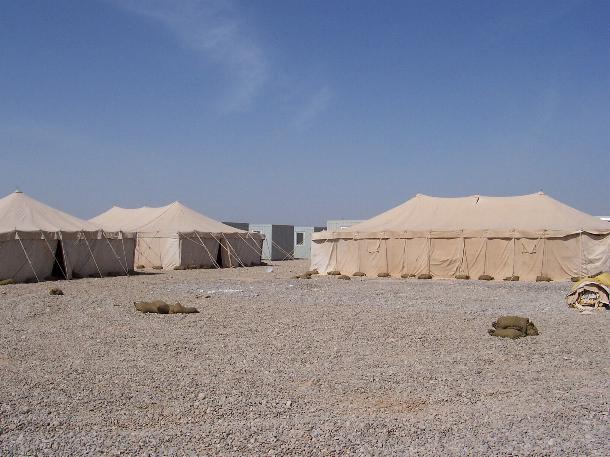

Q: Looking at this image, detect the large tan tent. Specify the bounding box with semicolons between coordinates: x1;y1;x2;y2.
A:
311;193;610;281
91;202;264;269
0;191;135;283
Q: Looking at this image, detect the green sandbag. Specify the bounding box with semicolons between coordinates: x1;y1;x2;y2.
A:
526;322;539;336
536;275;551;282
494;316;529;333
488;328;525;339
337;275;351;280
353;272;366;277
377;272;390;278
135;300;170;314
134;300;199;314
169;303;199;314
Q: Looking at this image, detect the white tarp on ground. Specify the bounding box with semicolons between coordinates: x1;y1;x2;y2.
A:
0;191;135;282
91;202;263;269
312;193;610;281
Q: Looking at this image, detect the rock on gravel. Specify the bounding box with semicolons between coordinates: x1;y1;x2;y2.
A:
0;260;608;456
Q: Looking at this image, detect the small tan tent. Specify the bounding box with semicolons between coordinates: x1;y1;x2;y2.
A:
0;191;135;283
91;202;263;269
311;193;610;281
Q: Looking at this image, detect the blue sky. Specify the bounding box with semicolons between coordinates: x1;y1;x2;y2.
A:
1;0;609;225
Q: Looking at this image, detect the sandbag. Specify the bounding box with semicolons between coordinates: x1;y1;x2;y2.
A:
169;303;199;314
494;316;529;333
135;300;170;314
134;300;199;314
488;328;525;339
526;322;539;336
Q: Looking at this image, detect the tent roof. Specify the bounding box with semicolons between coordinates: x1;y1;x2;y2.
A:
0;190;100;234
319;193;610;237
90;201;248;234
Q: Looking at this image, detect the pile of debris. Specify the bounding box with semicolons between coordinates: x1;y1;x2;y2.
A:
566;273;610;312
488;316;539;339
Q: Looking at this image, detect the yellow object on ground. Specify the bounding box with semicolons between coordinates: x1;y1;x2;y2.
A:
566;272;610;310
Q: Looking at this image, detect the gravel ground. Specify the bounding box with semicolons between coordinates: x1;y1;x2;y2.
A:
1;260;608;456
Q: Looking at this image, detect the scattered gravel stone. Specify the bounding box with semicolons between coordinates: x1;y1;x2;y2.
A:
0;260;607;455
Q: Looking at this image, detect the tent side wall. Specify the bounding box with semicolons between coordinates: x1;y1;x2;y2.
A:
311;233;610;281
220;233;263;267
0;234;56;282
179;233;221;268
61;234;136;278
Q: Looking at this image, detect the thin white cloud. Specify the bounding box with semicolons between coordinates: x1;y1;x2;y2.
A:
114;0;267;112
290;85;333;131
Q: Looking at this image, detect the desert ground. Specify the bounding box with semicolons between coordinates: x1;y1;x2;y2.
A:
0;260;608;456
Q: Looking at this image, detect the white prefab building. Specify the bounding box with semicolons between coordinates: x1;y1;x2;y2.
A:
294;226;325;259
249;224;294;261
326;220;364;232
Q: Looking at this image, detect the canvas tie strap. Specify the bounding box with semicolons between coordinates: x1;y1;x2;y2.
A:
103;233;129;275
17;233;40;282
135;237;157;267
81;231;103;278
222;236;246;268
427;235;432;275
120;233;129;274
235;232;265;259
270;239;294;261
210;232;233;266
193;232;220;269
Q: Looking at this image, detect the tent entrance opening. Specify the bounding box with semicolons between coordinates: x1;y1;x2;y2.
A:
51;241;67;280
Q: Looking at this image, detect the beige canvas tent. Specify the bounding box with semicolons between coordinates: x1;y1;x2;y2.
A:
311;193;610;281
0;191;135;283
91;202;264;269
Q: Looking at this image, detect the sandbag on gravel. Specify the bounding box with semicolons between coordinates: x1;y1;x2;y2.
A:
488;316;539;339
488;328;524;339
134;300;199;314
494;316;529;333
